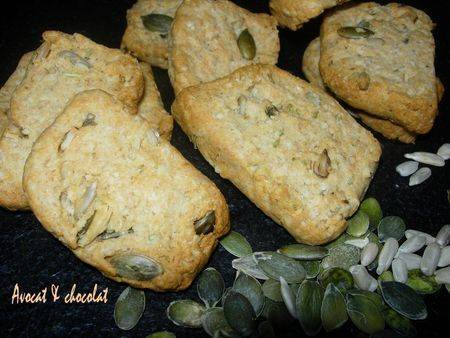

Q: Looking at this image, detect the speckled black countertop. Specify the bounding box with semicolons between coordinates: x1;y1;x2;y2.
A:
0;0;449;337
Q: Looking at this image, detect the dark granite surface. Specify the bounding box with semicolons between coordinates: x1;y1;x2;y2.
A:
0;0;448;337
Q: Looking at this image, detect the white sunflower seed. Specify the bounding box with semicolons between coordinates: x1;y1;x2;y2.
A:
405;230;436;245
369;278;378;292
438;246;450;267
349;265;377;291
74;181;97;220
345;237;369;248
392;259;408;283
396;161;419;177
404;152;445;166
60;191;74;217
434;267;450;284
436;224;450;246
59;129;75;152
409;167;432;186
397;235;426;255
279;276;297;319
360;242;378;266
376;238;398;275
397;253;421;270
420;243;441;276
437;143;450;160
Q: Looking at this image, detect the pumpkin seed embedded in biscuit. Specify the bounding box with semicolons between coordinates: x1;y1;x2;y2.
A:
237;29;256;60
141;14;173;33
265;104;279;118
58;50;92;69
355;72;370;91
109;254;163;280
194;210;215;235
337;26;374;39
313;149;331;178
82;113;97;127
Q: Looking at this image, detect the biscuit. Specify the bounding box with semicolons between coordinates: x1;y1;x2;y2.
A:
138;62;173;139
169;0;279;94
320;2;437;134
121;0;183;69
358;113;416;144
0;52;34;137
23;90;229;291
0;31;143;210
270;0;350;31
172;64;381;245
302;37;325;90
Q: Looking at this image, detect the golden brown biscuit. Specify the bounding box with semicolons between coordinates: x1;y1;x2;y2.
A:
302;37;326;90
320;3;437;134
172;64;381;245
121;0;183;69
169;0;279;94
270;0;350;30
23;90;229;291
0;31;143;210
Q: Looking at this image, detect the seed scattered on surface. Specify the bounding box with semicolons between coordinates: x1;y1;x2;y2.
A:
395;161;419;177
435;266;450;284
194;210;215;235
409;167;432;186
397;253;421;270
378;270;394;283
167;300;205;328
437;143;450;160
420;243;441;276
338;26;375;39
202;307;235;337
262;279;282;302
114;287;145;330
378;216;405;242
361;242;379;266
220;231;252;258
404;152;445;167
232;272;265;316
436;224;450;246
346;210;370;237
313;149;331;178
345;237;369;248
380;281;427;320
197;267;225;308
223;290;256;336
377;238;399;275
59;130;75;152
74;181;97;220
109;254;163;280
346;293;385;334
406;269;441;294
278;243;328;260
438;246;450;267
359;197;382;229
318;267;354;293
232;254;269;280
321;283;347;332
279;276;297;319
237;29;256;60
254;252;306;284
141;14;173;33
349;265;377;291
321;244;361;271
382;308;416;338
145;331;175;338
397;235;426;255
392;259;408;283
295;280;324;336
405;229;435;245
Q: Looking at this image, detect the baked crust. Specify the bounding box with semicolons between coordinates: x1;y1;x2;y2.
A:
0;31;143;210
320;2;437;134
302;37;326;90
169;0;279;94
172;64;381;245
23;90;229;291
121;0;183;69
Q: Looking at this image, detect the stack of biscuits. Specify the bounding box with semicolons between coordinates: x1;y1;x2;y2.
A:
6;0;442;290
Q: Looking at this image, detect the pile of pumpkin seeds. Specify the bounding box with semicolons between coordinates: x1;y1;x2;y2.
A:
114;197;449;337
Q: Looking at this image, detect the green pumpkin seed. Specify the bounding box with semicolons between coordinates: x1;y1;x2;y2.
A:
296;280;324;336
380;281;427;320
338;26;375;39
220;231;252;258
278;243;328;260
197;267;225;308
261;298;293;327
194;210;216;235
318;267;354;293
254;252;306;284
346;293;385;334
262;279;282;302
114;287;145;330
446;284;450;293
378;216;406;242
237;29;256;60
321;244;361;270
167;299;206;328
232;273;265;316
141;14;173;33
346;210;370;237
347;289;383;308
360;197;383;230
321;283;348;332
257;320;277;338
202;307;235;337
300;260;321;279
232;254;269;280
382;307;416;337
146;331;176;338
221;287;231;307
406;269;441;294
378;271;394;283
223;290;256;336
109;254;163;280
370;330;404;338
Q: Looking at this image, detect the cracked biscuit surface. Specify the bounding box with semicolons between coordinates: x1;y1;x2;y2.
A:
172;64;381;245
0;31;143;210
121;0;183;69
320;2;437;134
23;90;229;291
169;0;279;94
